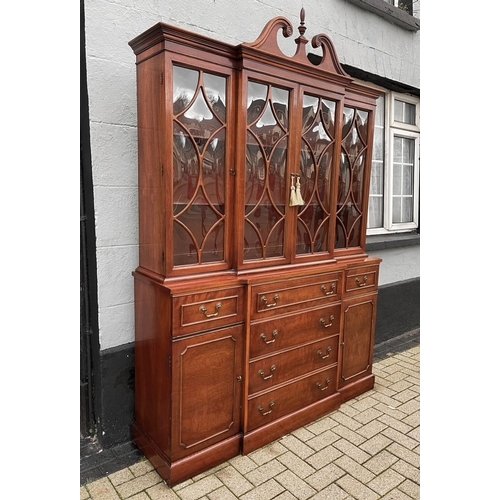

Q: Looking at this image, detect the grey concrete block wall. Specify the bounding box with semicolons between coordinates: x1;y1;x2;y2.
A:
83;0;420;350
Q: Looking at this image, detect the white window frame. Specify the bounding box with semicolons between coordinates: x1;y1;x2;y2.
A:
365;88;420;235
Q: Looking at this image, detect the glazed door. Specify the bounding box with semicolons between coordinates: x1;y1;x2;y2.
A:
169;60;235;275
237;76;341;269
339;293;378;389
170;325;243;460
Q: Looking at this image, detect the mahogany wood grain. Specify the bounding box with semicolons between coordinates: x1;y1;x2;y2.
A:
248;336;339;395
249;303;341;359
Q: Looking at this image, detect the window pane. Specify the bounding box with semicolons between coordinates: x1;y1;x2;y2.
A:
394;99;416;125
392;135;416;225
368;196;383;228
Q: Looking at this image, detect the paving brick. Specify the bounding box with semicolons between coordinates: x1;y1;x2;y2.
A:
147;482;183;499
247;441;287;465
397;479;419;499
386;443;419;469
331;424;366;446
86;477;121;500
359;434;392;456
376;415;412;435
378;489;412;499
337;404;361;418
273;492;299;500
308;481;351;500
367;469;405;495
350;396;379;413
307;429;341;451
330;412;363;431
407;427;419;442
277;451;316;478
305;445;343;470
394;399;419;416
333;438;372;464
392;389;418;404
207;486;239;500
353;407;384;425
381;428;419;451
373;403;407;421
306;416;338;435
175;476;224;500
214;465;254;496
239;479;285;500
357;420;388;440
275;469;317;500
401;411;419;428
108;468;135;486
245;459;287;486
81;486;91;500
386;380;412;393
370;392;403;409
115;471;163;498
280;435;316;459
305;462;346;490
334;455;375;484
128;493;150;500
228;455;258;475
129;459;155;477
336;474;380;500
391;460;419;484
292;426;316;442
363;450;399;475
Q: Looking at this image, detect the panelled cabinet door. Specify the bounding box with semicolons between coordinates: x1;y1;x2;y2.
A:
170;326;243;460
339;293;378;388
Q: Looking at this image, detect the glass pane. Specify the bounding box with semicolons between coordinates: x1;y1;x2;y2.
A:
173;66;199;114
402;137;415;163
352;153;365;205
337;152;350;204
393;136;402;163
203;73;226;121
375;95;385;126
370;161;383;195
368;196;383;228
342;107;354;139
203;130;226;209
402;197;413;223
173;123;199;213
247;81;268;125
321;99;336;139
394;99;416;125
373;127;384;161
269;137;287;206
272;87;289;128
392;197;402;223
392;163;402;195
356;110;369;142
402;164;414;195
393;99;404;123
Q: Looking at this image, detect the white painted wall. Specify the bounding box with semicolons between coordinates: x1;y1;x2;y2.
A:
83;0;420;350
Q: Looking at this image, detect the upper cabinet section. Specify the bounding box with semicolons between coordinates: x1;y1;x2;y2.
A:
129;10;382;280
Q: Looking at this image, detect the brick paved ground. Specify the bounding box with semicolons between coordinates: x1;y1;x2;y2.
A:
81;331;419;500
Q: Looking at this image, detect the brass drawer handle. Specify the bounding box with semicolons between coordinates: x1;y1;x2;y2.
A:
355;276;368;287
320;315;335;328
258;401;275;416
261;294;279;308
317;346;332;359
260;330;278;344
258;365;276;380
316;378;331;391
321;283;336;295
199;302;222;318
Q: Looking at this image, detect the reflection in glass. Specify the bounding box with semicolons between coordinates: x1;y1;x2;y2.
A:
173;66;199;114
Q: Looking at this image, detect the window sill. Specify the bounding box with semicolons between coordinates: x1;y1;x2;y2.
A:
366;232;420;251
346;0;420;32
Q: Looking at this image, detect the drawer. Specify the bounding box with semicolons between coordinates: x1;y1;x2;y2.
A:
172;287;244;336
344;265;379;296
249;303;341;359
250;272;342;320
248;336;339;396
246;366;337;432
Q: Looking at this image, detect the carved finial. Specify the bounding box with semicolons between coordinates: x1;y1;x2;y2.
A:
298;8;307;37
295;7;308;52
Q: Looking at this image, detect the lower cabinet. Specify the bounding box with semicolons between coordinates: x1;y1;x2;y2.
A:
133;261;380;486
